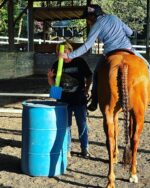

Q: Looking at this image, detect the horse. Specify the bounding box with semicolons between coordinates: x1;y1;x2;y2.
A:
97;49;150;188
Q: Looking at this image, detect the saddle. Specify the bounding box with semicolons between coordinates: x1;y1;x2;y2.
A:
106;48;135;58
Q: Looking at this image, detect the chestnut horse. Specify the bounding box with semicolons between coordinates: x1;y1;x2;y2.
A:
97;50;150;188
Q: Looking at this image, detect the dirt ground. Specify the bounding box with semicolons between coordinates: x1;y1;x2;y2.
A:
0;76;150;188
0;103;149;188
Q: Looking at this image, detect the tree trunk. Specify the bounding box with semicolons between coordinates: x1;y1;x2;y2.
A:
17;17;23;43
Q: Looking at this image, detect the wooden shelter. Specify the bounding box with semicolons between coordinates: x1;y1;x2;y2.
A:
0;0;149;104
0;1;149;103
0;0;91;52
0;0;94;79
0;0;150;55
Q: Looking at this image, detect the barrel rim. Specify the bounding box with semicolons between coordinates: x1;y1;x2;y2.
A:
22;100;68;108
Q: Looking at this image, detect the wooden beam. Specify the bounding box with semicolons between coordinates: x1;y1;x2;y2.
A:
8;0;14;51
0;93;49;97
33;6;86;21
0;108;22;113
146;0;150;61
27;0;34;51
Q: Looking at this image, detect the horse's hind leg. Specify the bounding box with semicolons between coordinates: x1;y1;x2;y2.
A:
113;109;121;164
128;110;135;165
129;102;145;183
104;106;116;188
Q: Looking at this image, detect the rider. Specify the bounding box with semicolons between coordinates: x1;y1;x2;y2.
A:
60;4;149;111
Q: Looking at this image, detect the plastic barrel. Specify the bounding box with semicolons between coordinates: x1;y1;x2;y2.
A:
21;100;68;177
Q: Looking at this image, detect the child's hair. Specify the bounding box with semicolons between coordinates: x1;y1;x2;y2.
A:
56;42;73;53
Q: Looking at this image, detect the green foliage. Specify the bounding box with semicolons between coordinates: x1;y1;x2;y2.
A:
0;0;28;36
0;5;8;35
69;0;147;34
0;0;147;37
69;19;86;28
97;0;147;33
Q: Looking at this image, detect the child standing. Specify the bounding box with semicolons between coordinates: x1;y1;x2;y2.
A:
48;42;92;157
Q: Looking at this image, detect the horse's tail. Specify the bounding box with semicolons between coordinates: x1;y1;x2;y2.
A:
120;64;131;166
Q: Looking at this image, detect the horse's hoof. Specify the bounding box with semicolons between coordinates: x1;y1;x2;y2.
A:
106;182;115;188
129;174;138;183
113;157;118;164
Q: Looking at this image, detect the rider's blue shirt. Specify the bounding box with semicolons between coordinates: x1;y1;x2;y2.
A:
68;14;133;59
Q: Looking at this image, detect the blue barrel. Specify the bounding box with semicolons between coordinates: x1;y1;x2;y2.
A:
21;100;68;177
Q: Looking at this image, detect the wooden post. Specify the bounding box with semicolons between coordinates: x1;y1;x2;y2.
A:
27;0;34;51
146;0;150;61
43;21;46;42
8;0;14;51
86;0;92;54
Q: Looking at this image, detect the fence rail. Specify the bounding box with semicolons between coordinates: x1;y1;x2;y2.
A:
0;36;148;54
0;36;62;44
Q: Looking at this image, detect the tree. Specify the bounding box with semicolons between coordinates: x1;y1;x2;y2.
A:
0;0;147;37
0;4;8;35
0;0;28;37
69;0;146;34
94;0;147;33
14;0;28;38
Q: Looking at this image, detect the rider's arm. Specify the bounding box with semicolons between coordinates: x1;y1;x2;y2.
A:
122;21;133;37
68;20;102;59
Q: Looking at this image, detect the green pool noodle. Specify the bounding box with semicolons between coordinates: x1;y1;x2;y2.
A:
55;45;65;87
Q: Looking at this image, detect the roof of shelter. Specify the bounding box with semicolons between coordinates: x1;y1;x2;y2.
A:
33;6;86;21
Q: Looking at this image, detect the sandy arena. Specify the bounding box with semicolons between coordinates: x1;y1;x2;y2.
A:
0;76;149;188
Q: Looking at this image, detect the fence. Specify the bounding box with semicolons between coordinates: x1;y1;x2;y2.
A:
92;43;147;54
0;36;148;113
0;36;62;45
0;36;147;54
